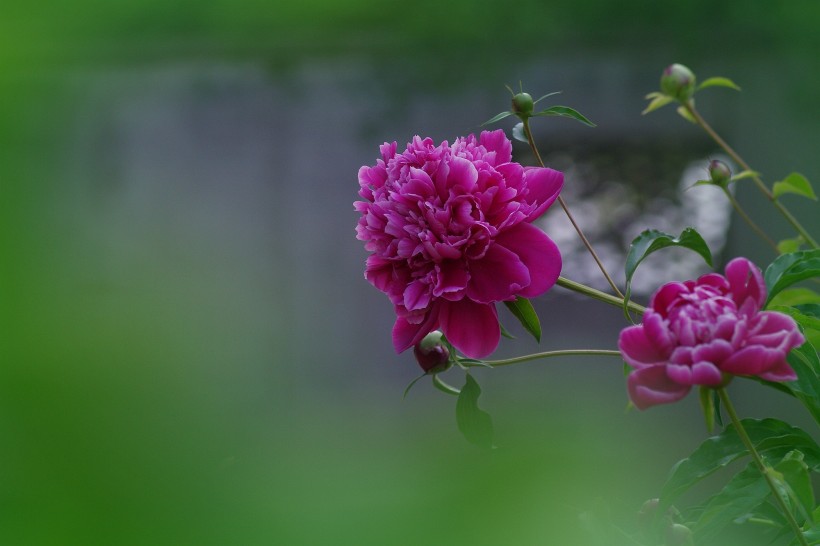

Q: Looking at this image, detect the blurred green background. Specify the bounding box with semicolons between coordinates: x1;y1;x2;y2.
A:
2;1;819;544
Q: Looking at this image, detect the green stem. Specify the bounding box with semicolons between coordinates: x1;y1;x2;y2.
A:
477;349;622;368
684;102;818;249
721;187;779;253
556;276;646;316
522;118;626;298
717;388;809;546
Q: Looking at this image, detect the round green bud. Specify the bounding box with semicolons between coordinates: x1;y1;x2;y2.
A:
512;92;534;116
661;64;696;101
708;159;732;186
414;330;451;373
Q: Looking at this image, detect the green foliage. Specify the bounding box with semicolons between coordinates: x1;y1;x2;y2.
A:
503;296;541;343
533;105;596;127
623;228;713;318
773;173;817;201
697;77;742;91
642;92;674;115
765;250;820;306
456;374;494;449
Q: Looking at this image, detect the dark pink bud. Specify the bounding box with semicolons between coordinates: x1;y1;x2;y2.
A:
413;331;451;373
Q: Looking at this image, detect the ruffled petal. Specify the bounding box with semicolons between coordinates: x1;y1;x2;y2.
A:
628;366;691;410
521;167;564;220
439;299;500;358
392;306;439;354
619;325;670;368
725;257;766;311
720;345;782;376
493;223;561;299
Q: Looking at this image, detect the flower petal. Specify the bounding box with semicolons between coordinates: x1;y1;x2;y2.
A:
392;306;439;354
521;167;564;220
628;366;691;410
619;325;670;368
493;223;561;298
725;257;766;311
439;299;500;358
720;345;782;376
466;243;530;304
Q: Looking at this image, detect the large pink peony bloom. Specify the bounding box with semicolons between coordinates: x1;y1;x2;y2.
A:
355;129;563;358
619;257;805;410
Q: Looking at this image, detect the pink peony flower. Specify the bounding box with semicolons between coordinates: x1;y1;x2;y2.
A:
355;129;563;358
619;257;805;410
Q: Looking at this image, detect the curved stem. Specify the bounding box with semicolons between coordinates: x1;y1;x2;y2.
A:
477;349;622;368
721;187;779;253
522;118;626;298
717;388;810;546
556;276;646;316
684;102;818;249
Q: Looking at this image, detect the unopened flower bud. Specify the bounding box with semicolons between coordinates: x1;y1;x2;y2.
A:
660;64;696;101
637;498;659;532
708;159;732;186
665;523;693;546
414;330;450;373
512;92;534;117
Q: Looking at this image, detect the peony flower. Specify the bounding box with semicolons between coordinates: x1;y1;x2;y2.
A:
619;257;805;410
355;129;563;358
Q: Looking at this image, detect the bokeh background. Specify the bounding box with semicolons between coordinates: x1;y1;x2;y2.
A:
2;1;819;544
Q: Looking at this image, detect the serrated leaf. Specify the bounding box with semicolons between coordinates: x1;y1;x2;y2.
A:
764;250;820;305
677;105;697;123
533;105;596;127
504;296;541;342
623;228;713;318
773;172;817;201
456;374;494;449
659;418;820;509
730;170;761;183
481;110;513;126
511;121;527;143
697;77;742;91
642;94;674;115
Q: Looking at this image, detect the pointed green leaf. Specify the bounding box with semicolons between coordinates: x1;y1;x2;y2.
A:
504;296;541;342
623;228;713;318
777;237;804;255
481;110;513;126
533;105;596;127
677;105;697;123
659;418;820;509
769;287;820;308
773;450;815;524
764;249;820;305
403;373;427;398
456;374;494;449
730;170;761;183
690;462;770;542
642;94;674;115
697;77;742;91
511;121;527;143
533;91;562;104
783;342;820;425
773;172;817;201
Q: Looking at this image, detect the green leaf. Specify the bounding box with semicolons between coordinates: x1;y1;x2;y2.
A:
730;170;761;183
403;373;426;398
503;296;542;343
764;250;820;306
784;343;820;425
769;288;820;308
769;305;820;334
511;121;527;143
677;105;697;123
699;386;716;433
499;320;516;340
533;105;596;127
690;462;770;542
456;374;494;449
432;374;460;396
481;110;513;126
642;92;674;115
773;172;817;201
659;418;820;509
773;450;815;525
532;91;562;104
697;77;742;91
778;237;805;255
623;228;713;318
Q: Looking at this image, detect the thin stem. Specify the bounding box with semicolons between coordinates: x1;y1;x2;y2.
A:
717;388;809;546
721;187;779;252
556;276;646;316
522;118;626;298
684;102;818;249
478;349;622;368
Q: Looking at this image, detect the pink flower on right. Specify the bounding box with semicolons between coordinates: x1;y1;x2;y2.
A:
619;257;805;410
